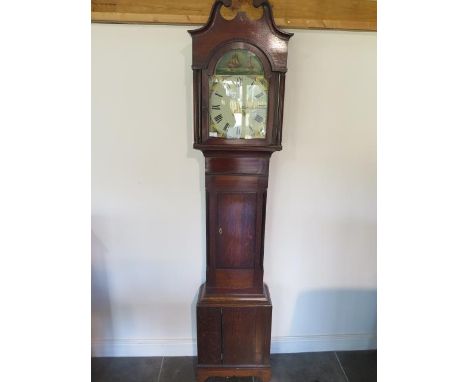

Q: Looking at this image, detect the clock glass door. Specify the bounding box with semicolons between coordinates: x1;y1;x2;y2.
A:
209;49;268;139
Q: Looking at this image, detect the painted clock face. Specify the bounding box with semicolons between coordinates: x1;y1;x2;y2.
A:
209;49;268;139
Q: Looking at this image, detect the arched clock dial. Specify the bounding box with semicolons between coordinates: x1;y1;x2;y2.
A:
208;49;269;140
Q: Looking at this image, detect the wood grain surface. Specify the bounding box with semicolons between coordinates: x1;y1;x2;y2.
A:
92;0;377;31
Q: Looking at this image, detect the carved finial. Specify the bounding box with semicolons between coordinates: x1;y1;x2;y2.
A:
220;0;264;21
190;0;292;41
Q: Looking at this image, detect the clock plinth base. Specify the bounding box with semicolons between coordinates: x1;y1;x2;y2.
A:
196;283;272;382
197;366;271;382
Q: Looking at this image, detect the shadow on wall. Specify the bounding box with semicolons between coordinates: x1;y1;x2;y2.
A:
91;230;113;353
285;288;376;351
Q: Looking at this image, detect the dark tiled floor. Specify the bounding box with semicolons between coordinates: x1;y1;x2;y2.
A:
336;351;377;382
91;350;376;382
91;357;162;382
268;352;347;382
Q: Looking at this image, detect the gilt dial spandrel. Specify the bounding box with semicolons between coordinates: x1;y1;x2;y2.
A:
209;49;268;140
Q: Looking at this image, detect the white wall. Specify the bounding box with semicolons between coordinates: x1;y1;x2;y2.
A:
92;23;376;357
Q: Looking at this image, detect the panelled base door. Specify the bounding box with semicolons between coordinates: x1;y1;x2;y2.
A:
196;283;272;382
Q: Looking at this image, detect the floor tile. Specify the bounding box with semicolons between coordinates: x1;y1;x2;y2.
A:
159;357;197;382
91;357;162;382
336;350;377;382
266;352;348;382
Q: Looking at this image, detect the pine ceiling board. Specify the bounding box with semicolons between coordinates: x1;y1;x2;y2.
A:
91;0;377;31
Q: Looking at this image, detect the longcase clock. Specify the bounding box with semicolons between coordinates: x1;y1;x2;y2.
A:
188;1;292;381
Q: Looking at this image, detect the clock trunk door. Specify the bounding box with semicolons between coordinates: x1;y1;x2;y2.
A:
206;172;267;292
216;193;256;269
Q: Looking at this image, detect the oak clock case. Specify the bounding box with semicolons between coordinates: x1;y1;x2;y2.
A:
189;1;292;381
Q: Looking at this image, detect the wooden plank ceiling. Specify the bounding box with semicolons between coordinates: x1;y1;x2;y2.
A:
91;0;377;31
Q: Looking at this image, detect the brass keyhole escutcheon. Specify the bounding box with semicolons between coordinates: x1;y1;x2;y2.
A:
219;227;223;235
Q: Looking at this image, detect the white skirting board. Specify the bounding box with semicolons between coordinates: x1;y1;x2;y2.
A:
91;333;377;357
